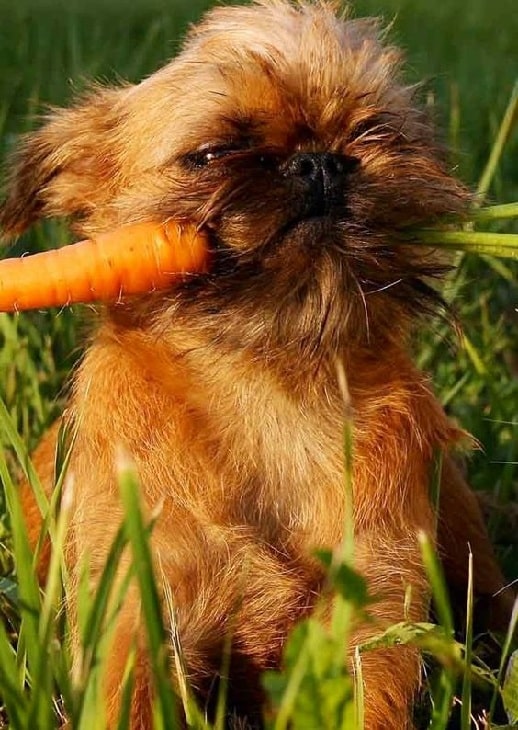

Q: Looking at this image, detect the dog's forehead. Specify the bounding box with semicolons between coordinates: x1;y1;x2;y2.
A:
177;1;404;113
126;1;411;165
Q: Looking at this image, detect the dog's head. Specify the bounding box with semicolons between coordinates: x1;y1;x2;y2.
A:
0;1;468;353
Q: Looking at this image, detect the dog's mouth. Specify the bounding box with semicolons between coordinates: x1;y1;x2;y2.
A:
279;212;347;240
181;207;446;355
204;206;351;276
204;229;243;278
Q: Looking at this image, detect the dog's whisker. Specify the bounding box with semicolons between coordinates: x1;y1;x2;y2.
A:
364;278;403;295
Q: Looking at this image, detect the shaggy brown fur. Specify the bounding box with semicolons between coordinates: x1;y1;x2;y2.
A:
1;1;513;728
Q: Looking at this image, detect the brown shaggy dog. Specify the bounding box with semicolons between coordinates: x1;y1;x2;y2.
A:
1;1;513;728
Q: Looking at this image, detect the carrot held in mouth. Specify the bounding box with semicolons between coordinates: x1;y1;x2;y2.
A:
0;220;210;312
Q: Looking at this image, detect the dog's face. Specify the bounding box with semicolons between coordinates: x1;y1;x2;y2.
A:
1;1;469;355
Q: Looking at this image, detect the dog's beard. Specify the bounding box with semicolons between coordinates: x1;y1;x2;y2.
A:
206;219;358;357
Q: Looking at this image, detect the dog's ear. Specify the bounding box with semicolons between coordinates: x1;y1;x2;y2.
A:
0;86;126;238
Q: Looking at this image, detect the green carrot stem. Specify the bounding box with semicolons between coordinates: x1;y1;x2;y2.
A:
410;230;518;259
471;202;518;222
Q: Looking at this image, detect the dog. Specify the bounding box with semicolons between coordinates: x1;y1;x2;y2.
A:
1;1;513;727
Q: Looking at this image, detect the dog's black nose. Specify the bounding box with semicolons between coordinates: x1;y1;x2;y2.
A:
282;152;359;217
283;152;357;182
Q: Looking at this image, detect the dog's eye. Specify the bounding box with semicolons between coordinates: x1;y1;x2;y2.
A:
183;143;248;169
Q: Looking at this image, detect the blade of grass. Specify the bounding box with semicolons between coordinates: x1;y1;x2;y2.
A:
428;450;443;535
0;430;57;728
79;530;129;659
161;562;205;729
273;640;311;730
479;253;516;282
353;646;364;730
70;524;132;726
419;532;454;646
0;428;42;676
441;372;470;409
330;359;355;655
74;554;138;730
448;82;460;156
459;549;473;730
116;642;137;730
117;453;178;730
334;359;355;565
488;597;518;723
26;475;73;730
0;396;47;515
461;334;487;377
214;623;233;730
476;80;518;201
0;618;29;727
419;531;456;729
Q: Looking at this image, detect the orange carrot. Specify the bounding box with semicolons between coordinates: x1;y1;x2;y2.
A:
0;221;210;312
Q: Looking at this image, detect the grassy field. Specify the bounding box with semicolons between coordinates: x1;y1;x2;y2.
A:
0;0;517;727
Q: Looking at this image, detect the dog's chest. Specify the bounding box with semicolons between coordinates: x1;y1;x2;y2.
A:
177;363;348;548
74;331;353;552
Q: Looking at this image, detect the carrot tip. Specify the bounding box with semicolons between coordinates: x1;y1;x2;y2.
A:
0;221;210;312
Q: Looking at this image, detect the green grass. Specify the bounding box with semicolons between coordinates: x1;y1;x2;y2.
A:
0;0;517;727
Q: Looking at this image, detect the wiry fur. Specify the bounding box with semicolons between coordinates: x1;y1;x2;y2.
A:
1;2;513;728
